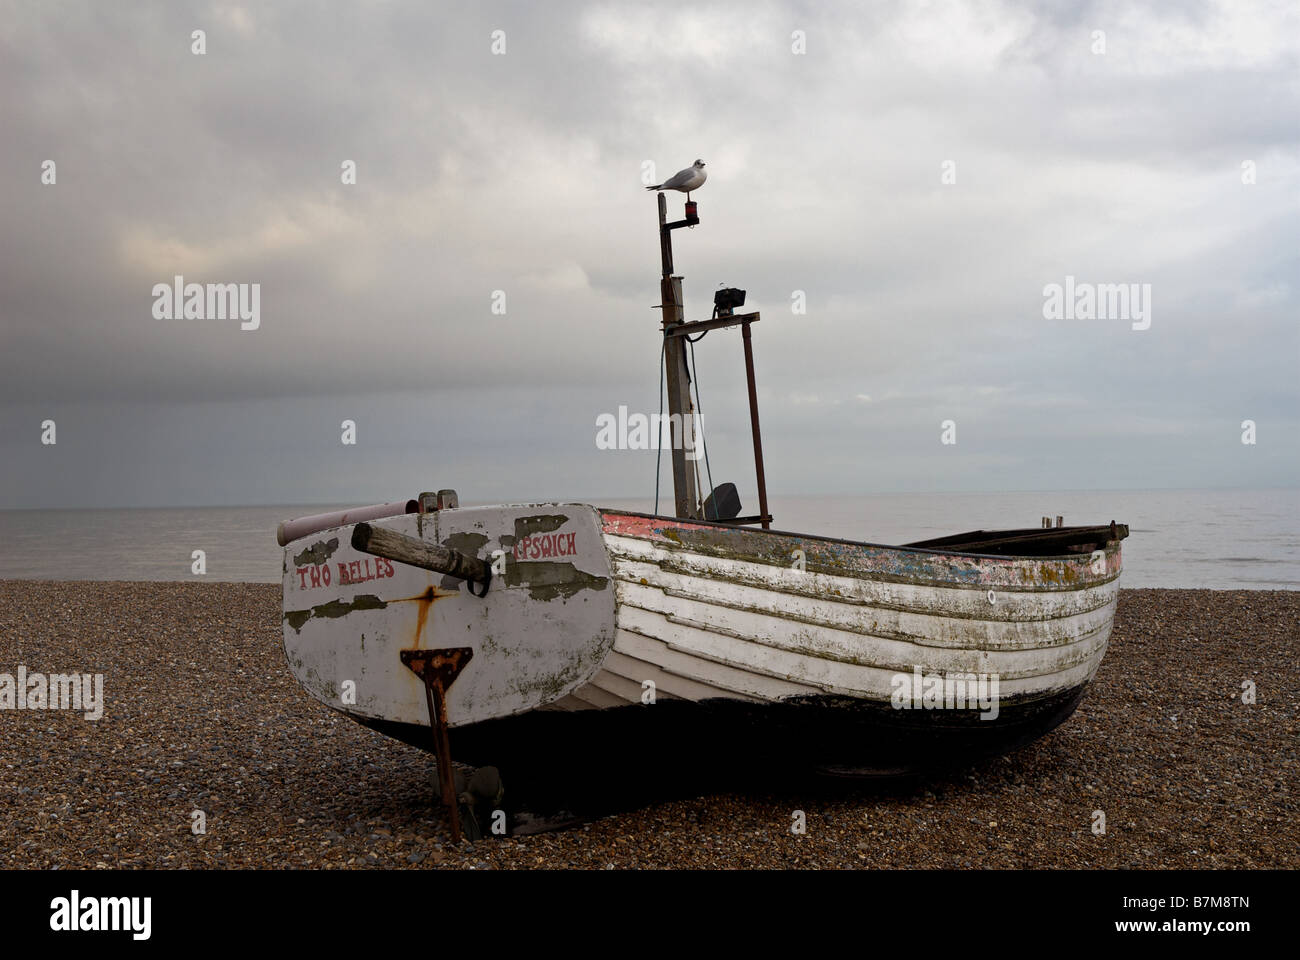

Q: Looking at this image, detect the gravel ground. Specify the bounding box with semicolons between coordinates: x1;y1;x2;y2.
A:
1;581;1295;869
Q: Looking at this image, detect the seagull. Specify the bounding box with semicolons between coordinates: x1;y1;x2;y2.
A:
646;159;707;200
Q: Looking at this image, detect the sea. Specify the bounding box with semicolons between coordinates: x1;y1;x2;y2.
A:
0;489;1295;589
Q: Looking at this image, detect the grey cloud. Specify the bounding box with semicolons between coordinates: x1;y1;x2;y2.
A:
1;0;1296;507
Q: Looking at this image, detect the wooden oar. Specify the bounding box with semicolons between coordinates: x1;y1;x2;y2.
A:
351;522;491;593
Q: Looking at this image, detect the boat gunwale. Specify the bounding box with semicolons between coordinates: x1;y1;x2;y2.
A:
606;533;1123;597
598;509;1125;566
279;502;1125;566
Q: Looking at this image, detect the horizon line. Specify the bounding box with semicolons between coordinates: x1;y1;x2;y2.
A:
2;485;1297;512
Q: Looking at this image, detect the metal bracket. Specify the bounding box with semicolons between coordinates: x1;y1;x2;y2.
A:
400;647;474;842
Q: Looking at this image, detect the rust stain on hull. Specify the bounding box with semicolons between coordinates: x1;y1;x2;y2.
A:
390;584;460;650
284;584;459;639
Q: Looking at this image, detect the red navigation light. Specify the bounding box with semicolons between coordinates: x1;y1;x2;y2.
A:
685;200;699;223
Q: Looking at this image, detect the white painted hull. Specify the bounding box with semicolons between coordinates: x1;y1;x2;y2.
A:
280;505;1124;770
281;504;617;729
557;523;1118;712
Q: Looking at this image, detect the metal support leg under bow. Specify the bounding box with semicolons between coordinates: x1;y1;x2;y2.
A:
400;647;474;842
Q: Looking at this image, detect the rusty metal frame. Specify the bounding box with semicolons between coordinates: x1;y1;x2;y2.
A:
400;647;474;842
656;194;772;529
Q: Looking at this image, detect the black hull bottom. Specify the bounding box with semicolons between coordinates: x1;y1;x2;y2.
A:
352;684;1090;822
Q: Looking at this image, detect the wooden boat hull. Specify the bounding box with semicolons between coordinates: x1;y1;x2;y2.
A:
280;505;1123;779
281;504;618;729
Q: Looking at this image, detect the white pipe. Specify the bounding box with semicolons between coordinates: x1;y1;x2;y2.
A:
277;500;419;547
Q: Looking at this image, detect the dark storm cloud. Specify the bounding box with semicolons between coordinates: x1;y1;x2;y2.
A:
1;0;1296;507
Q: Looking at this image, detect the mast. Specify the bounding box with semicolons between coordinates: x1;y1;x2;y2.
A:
658;192;699;519
655;193;772;529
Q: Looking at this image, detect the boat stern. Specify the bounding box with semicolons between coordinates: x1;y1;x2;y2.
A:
279;502;617;730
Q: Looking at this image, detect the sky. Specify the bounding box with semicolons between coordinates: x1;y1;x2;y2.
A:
1;0;1296;509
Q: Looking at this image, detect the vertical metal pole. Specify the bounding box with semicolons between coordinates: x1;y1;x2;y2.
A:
657;192;672;276
741;321;770;529
424;676;461;843
659;194;697;519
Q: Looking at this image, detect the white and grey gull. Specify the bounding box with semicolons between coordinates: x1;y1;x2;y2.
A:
645;159;707;200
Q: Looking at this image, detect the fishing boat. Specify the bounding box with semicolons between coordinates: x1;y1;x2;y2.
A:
277;194;1128;835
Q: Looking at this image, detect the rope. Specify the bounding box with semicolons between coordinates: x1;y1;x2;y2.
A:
687;336;719;519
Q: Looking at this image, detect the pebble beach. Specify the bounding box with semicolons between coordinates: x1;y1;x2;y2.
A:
1;581;1295;869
